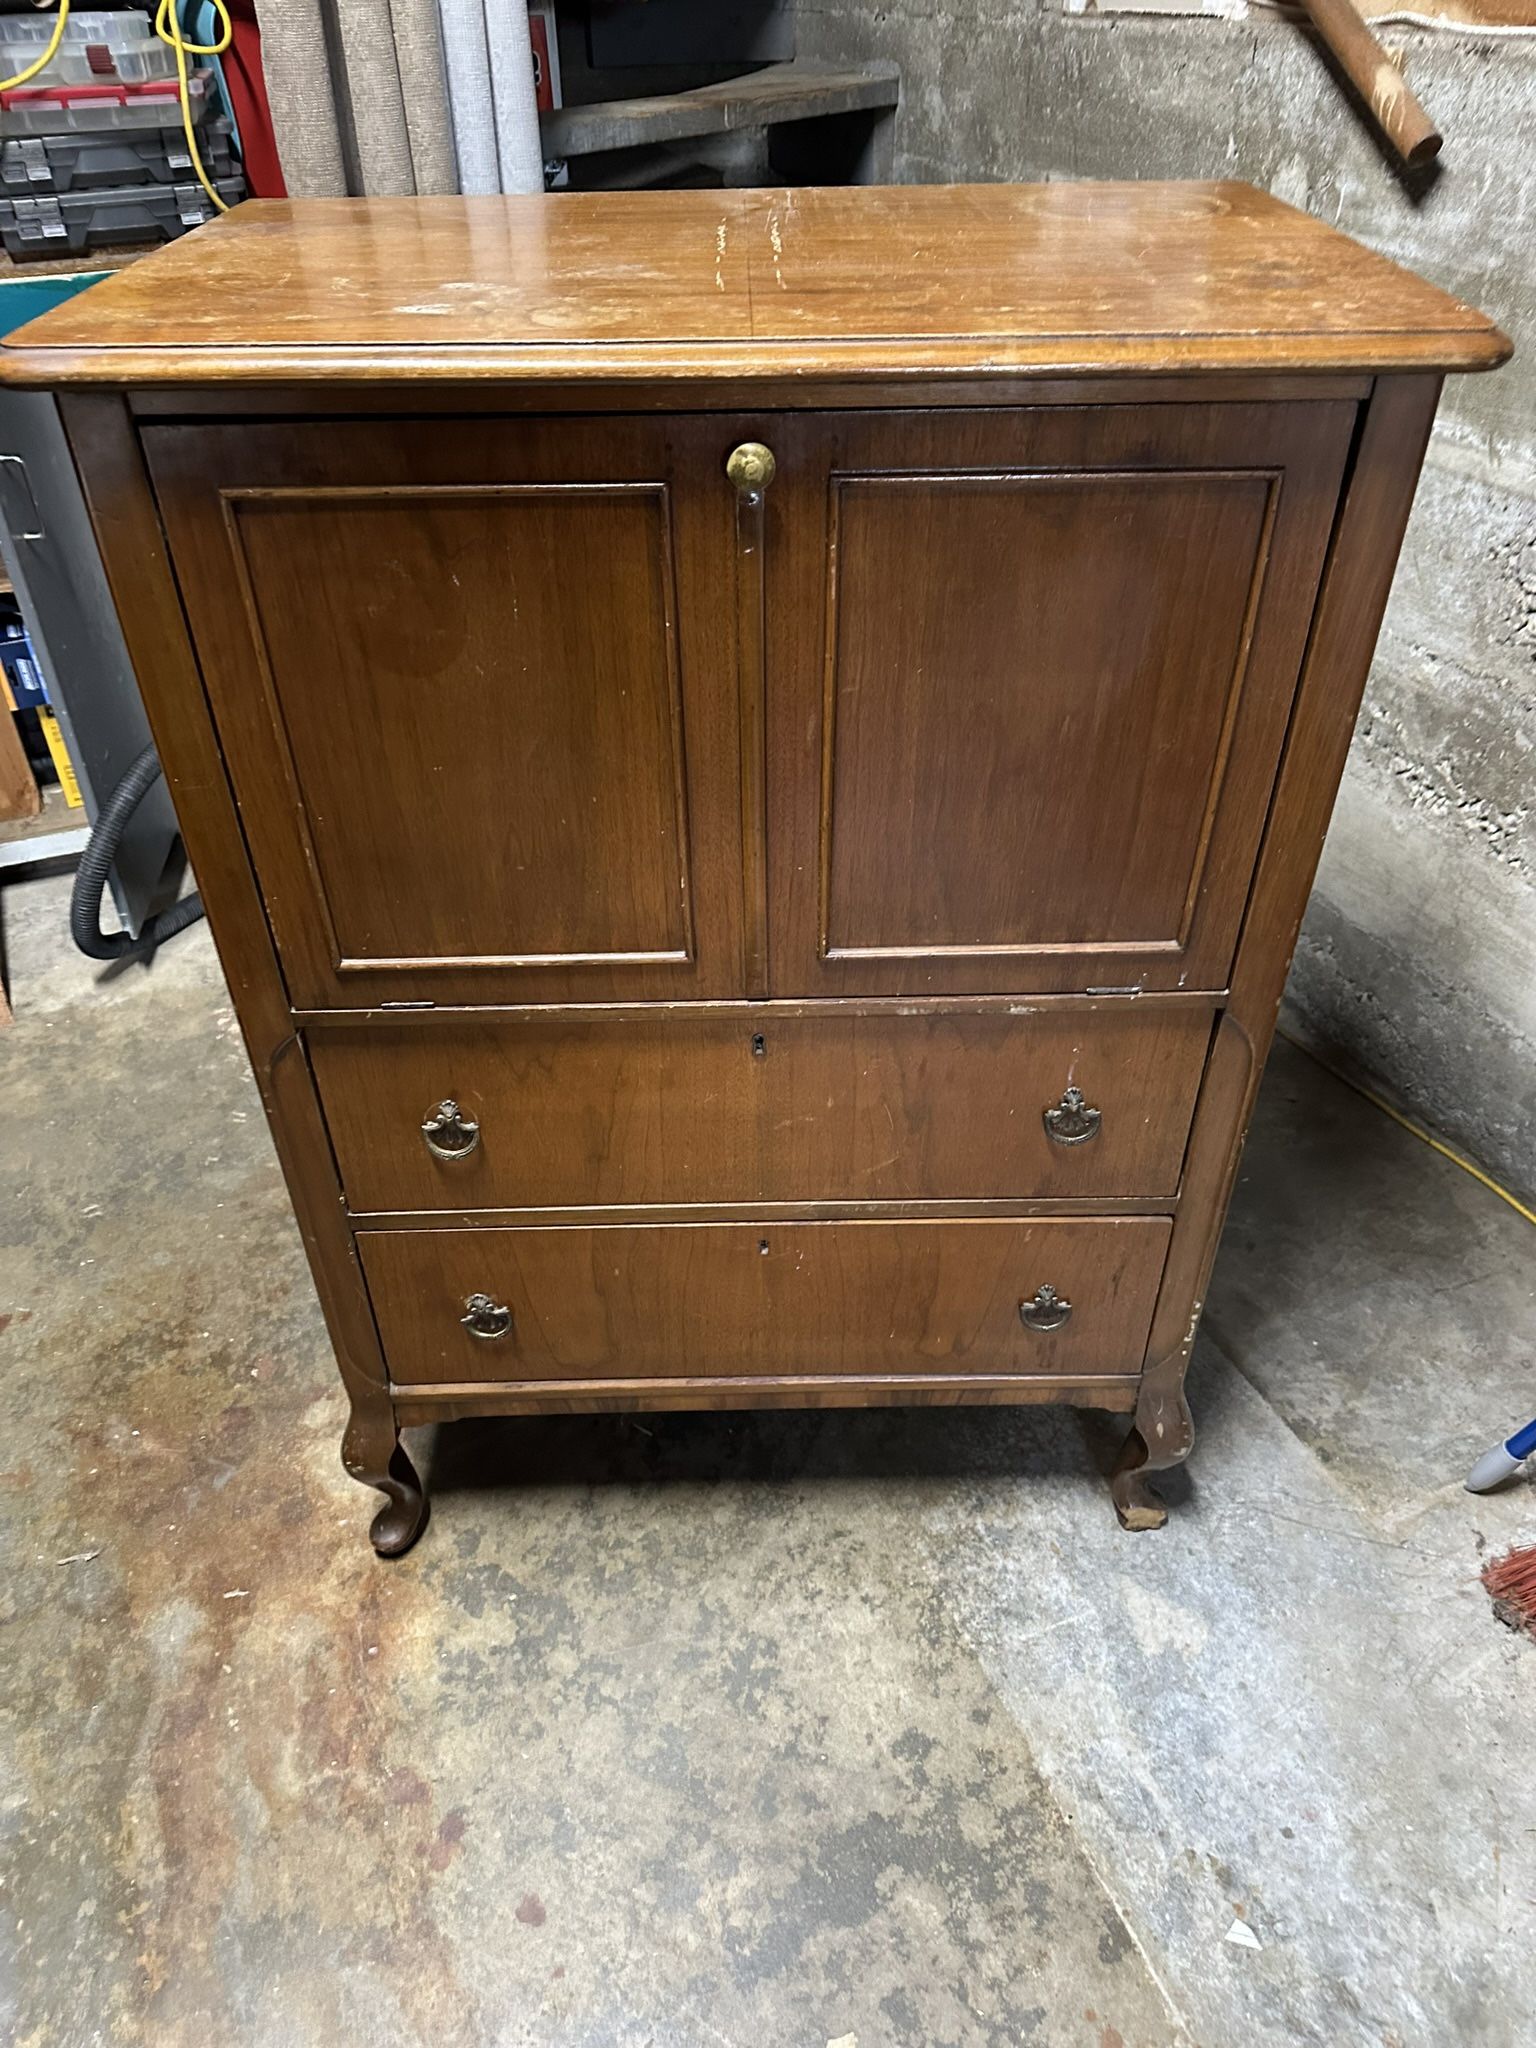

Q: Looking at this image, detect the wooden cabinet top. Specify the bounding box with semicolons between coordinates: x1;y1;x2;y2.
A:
0;181;1509;389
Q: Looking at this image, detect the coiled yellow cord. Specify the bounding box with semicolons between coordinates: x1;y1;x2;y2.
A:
0;0;233;216
154;0;232;213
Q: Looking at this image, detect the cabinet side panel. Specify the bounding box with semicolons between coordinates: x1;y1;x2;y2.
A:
56;391;394;1425
1140;375;1444;1423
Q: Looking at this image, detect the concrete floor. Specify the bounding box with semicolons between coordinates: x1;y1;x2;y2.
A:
4;863;1536;2048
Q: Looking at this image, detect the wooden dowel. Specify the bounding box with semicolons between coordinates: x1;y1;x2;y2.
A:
1298;0;1443;165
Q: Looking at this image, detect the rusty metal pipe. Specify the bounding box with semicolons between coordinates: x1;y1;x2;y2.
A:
1298;0;1443;165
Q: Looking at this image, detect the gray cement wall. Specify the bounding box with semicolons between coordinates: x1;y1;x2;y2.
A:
796;0;1536;1200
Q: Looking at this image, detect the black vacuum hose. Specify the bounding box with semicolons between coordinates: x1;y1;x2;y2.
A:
69;744;204;960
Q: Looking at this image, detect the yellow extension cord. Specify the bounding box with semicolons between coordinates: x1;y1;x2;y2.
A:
1278;1027;1536;1229
0;0;232;213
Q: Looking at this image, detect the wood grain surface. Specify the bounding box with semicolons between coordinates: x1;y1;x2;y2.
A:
143;414;747;1008
0;701;40;824
144;397;1355;1009
0;184;1510;387
309;1005;1214;1213
766;399;1354;996
360;1215;1173;1387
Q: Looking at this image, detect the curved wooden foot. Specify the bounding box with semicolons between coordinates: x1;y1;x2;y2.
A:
342;1412;428;1558
1110;1360;1195;1532
1110;1427;1170;1531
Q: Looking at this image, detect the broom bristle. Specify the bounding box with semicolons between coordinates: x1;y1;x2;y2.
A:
1482;1544;1536;1637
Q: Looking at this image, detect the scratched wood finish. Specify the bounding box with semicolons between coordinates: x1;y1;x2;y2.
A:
28;186;1508;1551
144;414;748;1007
767;401;1354;996
359;1216;1174;1387
309;1005;1215;1213
0;185;1509;389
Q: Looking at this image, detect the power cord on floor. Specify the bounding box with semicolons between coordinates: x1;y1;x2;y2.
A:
0;0;232;214
1277;1025;1536;1228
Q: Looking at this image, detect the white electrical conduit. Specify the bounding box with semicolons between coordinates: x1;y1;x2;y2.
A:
436;0;542;194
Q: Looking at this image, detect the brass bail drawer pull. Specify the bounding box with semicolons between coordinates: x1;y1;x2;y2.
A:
726;441;776;496
461;1293;512;1341
1042;1085;1101;1147
422;1099;480;1160
1019;1285;1073;1332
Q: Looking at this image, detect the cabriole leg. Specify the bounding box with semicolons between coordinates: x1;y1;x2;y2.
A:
1110;1356;1195;1532
342;1403;428;1557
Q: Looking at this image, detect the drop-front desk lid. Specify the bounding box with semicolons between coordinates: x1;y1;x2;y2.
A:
0;181;1511;388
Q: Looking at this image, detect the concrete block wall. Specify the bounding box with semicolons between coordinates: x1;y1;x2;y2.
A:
794;0;1536;1201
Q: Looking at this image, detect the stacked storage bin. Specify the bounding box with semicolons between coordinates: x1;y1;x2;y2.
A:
0;9;242;258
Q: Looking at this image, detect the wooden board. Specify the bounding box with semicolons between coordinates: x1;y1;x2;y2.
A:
0;183;1510;388
539;62;899;157
0;707;40;823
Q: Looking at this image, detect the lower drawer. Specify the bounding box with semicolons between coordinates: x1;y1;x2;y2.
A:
359;1216;1172;1388
313;1007;1212;1213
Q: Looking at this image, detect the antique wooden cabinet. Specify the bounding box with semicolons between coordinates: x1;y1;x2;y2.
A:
3;184;1507;1554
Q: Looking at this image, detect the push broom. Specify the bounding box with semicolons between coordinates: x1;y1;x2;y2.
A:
1467;1418;1536;1636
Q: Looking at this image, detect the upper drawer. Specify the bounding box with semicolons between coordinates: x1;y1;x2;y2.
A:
310;1004;1212;1214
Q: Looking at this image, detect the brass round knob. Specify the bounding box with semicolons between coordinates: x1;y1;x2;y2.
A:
726;441;776;495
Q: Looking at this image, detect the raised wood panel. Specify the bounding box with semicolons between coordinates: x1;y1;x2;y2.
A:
310;1004;1215;1213
766;401;1357;997
229;483;691;969
143;414;749;1008
360;1216;1174;1387
822;467;1273;957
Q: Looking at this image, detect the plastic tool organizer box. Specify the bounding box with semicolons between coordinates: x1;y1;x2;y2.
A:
0;176;242;257
0;73;217;137
1;119;236;194
0;9;243;256
0;10;177;85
